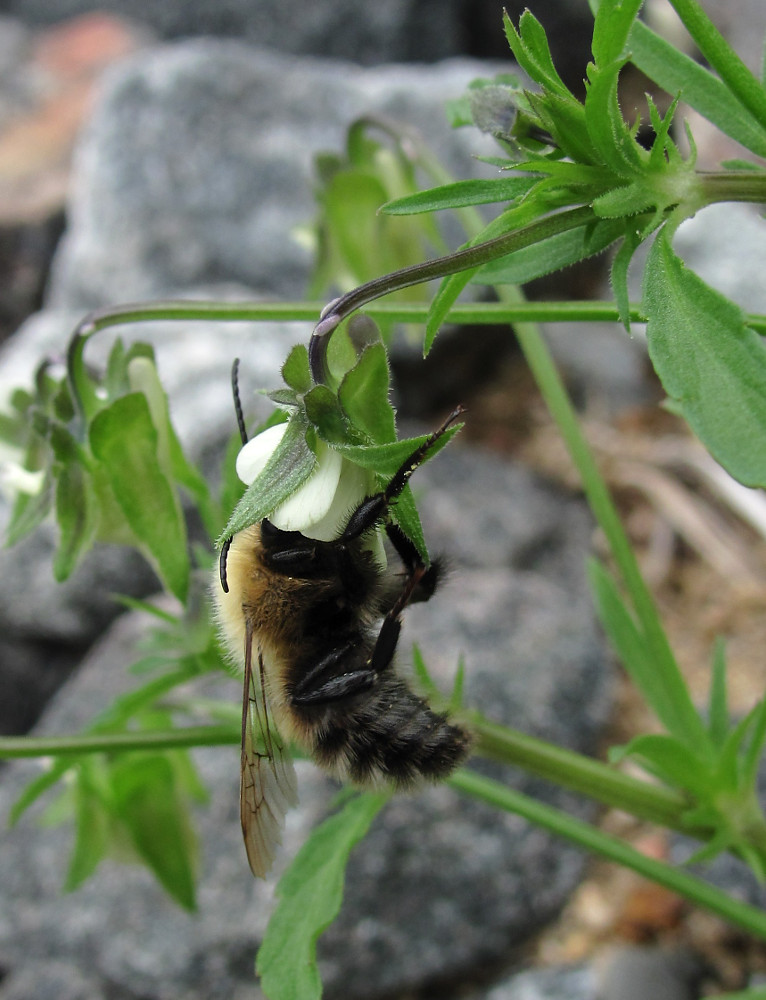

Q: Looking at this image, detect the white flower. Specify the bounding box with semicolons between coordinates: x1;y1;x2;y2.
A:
236;424;380;548
0;460;45;502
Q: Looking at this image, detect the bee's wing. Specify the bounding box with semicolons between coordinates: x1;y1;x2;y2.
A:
240;622;299;878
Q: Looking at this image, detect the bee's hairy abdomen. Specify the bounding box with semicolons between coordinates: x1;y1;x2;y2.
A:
310;675;471;787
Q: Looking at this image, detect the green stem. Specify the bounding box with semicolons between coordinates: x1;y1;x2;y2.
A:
668;0;766;128
698;171;766;205
450;768;766;940
326;206;595;317
503;282;710;748
65;297;766;335
0;726;239;757
474;717;691;831
308;205;595;382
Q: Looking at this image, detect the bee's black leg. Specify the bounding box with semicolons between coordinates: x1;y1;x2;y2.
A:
340;406;464;544
292;642;377;705
292;561;426;706
385;523;441;604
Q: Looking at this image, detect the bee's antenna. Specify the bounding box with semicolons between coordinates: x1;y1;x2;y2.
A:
232;359;248;445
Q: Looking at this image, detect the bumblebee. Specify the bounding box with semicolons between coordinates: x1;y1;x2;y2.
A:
214;383;470;877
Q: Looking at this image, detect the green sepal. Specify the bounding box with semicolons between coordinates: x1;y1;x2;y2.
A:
282;345;312;394
63;761;110;891
52;460;100;581
304;385;355;445
217;415;316;545
338;343;396;445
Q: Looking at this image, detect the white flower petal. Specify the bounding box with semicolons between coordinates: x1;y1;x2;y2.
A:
300;458;372;541
235;423;288;485
271;440;342;532
0;462;45;499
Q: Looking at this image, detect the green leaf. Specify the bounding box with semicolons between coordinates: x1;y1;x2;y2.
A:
335;424;461;479
256;791;390;1000
524;90;595;165
742;695;766;790
708;638;729;751
618;734;712;799
584;58;644;176
9;759;76;826
588;558;709;752
64;762;110;891
591;0;643;66
425;267;478;355
411;644;439;700
89;393;190;601
52;461;100;581
218;415;315;544
626;19;766;159
111;754;197;910
425;199;544;353
610;227;644;330
643;225;766;487
503;10;571;98
665;0;766;132
338;343;396;444
282;345;312;394
381;177;537;215
218;429;247;525
473;216;624;285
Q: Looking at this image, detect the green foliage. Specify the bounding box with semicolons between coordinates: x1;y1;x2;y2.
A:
4;336;225;600
643;227;766;487
379;0;766;488
256;792;390;1000
307;119;445;325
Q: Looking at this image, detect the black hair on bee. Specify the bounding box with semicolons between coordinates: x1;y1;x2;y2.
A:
214;360;471;877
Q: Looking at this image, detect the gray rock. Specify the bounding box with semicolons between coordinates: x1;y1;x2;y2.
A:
4;0;463;63
478;964;595;1000
47;41;501;311
595;945;710;1000
1;0;595;82
0;439;612;999
671;203;766;316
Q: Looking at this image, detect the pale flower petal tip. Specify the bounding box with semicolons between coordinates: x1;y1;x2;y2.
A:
235;423;288;486
0;462;45;500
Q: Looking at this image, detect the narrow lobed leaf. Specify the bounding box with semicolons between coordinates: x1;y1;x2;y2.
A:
110;754;198;911
89;393;190;601
256;792;390;1000
381;177;537;215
